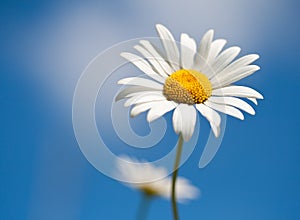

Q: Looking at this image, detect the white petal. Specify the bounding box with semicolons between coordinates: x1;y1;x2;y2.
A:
207;39;227;62
208;96;255;115
130;102;157;117
212;65;260;88
212;85;263;99
214;54;259;79
247;98;258;105
124;92;166;107
118;77;163;90
193;30;214;71
172;107;182;135
180;33;197;69
210;122;220;138
204;100;244;120
125;97;157;108
115;86;160;102
116;156;168;184
210;46;241;76
199;39;227;78
123;90;163;99
196;104;221;137
134;45;169;78
196;104;221;126
117;156;199;202
121;52;165;84
198;29;214;60
147;101;177;122
139;40;174;75
174;177;200;202
156;24;180;70
172;104;197;141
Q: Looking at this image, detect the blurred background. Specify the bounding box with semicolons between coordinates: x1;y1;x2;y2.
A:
1;0;299;219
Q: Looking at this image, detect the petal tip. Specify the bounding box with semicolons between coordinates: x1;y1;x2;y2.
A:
120;52;131;60
130;109;137;117
117;78;128;85
182;134;192;142
235;46;241;53
139;40;146;44
207;29;214;35
115;95;121;102
181;33;189;39
146;112;155;123
249;110;256;116
155;23;165;31
213;129;220;138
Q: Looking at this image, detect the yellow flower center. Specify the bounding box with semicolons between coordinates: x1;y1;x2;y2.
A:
163;69;212;105
139;185;160;197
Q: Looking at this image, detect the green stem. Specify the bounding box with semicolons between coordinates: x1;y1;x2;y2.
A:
171;134;184;220
136;193;151;220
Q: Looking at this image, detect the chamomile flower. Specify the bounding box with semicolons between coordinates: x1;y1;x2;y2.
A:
116;24;263;142
116;157;199;203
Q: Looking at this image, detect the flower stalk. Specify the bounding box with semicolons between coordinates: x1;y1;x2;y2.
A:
136;193;152;220
171;134;184;220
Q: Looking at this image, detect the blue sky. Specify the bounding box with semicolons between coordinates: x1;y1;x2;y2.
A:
1;0;300;219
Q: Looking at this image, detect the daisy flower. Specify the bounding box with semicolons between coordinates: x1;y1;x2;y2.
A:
116;157;199;203
116;24;263;141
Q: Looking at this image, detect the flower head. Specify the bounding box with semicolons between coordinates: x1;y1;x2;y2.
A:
116;157;199;203
116;24;263;141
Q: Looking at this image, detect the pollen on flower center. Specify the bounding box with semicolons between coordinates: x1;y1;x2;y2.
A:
163;69;212;105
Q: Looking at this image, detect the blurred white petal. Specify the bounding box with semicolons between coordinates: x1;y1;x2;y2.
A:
116;157;199;202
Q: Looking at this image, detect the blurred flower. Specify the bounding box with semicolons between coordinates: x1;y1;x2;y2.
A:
116;24;263;141
116;157;199;203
